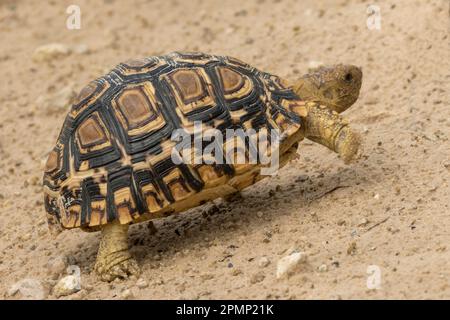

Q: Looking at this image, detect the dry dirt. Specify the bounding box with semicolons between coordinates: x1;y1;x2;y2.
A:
0;0;449;300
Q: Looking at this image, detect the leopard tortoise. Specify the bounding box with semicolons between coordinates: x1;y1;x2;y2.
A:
43;52;362;281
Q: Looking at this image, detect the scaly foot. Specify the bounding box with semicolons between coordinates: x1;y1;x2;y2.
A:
335;126;361;164
95;253;140;282
94;221;140;282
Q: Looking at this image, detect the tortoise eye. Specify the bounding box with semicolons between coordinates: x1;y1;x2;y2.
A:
344;72;353;82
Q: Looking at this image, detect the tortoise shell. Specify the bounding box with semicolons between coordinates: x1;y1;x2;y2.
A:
43;52;306;232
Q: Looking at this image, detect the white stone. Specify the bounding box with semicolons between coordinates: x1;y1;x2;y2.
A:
258;256;271;268
120;288;134;299
53;275;81;298
32;43;70;62
358;218;370;227
276;252;307;279
136;278;148;289
308;60;324;69
20;233;32;241
318;264;328;272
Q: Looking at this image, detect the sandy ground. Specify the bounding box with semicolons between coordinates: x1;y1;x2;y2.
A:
0;0;449;300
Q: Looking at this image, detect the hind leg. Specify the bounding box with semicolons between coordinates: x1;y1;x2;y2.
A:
94;221;140;282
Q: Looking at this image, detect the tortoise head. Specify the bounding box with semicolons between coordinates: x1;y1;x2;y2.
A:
292;64;362;113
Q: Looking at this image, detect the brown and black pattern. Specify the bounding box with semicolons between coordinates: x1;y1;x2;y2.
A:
43;52;304;232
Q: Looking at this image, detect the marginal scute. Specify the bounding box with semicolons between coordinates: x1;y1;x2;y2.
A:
169;69;206;104
114;187;137;224
163;168;194;201
282;99;308;117
141;183;167;213
62;203;82;229
77;116;107;147
168;180;191;201
223;136;254;175
274;112;290;131
217;66;245;94
89;200;107;227
197;165;226;187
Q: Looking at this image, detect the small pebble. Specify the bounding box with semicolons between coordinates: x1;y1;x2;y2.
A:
258;256;271;268
358;218;370;227
250;272;265;284
120;288;134;300
276;252;307;279
53;275;81;298
318;264;328;272
135;278;148;289
32;43;70;62
308;60;324;69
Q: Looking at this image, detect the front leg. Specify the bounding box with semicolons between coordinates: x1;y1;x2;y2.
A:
303;102;361;164
94;221;140;282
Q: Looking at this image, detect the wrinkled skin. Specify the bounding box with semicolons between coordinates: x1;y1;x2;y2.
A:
293;64;363;113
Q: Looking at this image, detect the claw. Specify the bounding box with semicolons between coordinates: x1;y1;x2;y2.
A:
336;128;361;164
96;258;141;282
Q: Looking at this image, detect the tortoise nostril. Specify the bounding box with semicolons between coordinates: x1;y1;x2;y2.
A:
344;73;353;82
